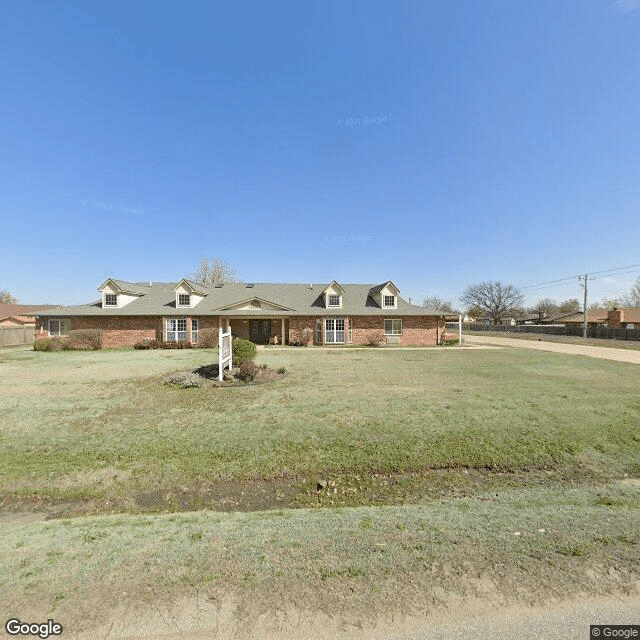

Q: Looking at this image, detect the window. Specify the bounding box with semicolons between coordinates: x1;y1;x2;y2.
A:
178;294;190;307
104;294;117;306
325;318;344;343
191;319;199;343
166;318;187;342
49;319;70;337
383;295;395;308
316;318;322;345
384;319;402;335
328;294;341;307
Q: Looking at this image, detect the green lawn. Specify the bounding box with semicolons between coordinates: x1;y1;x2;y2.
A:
1;346;639;632
0;346;638;504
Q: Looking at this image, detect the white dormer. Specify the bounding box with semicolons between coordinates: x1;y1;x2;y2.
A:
99;279;146;309
173;280;208;309
371;281;399;309
323;281;345;309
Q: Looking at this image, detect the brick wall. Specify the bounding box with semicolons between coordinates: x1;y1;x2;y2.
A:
350;315;442;346
608;310;622;328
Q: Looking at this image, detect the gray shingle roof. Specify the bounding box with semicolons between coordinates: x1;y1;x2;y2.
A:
36;280;446;317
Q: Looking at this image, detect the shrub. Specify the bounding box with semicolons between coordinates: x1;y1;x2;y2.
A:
133;341;151;350
67;329;102;350
277;366;286;374
364;330;385;347
290;326;313;346
165;371;204;388
33;338;66;352
237;361;260;382
197;328;218;349
232;338;257;366
441;338;459;346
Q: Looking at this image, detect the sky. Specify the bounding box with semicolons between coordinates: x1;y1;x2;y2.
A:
1;0;639;308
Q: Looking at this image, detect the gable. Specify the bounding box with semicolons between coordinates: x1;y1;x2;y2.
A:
216;297;293;312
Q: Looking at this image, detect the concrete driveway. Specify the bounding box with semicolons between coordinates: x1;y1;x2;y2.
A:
464;334;640;364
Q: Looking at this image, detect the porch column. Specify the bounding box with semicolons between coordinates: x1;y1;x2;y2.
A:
281;318;285;345
321;317;326;345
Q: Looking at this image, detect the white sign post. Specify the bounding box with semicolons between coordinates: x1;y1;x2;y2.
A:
218;326;233;381
459;314;463;346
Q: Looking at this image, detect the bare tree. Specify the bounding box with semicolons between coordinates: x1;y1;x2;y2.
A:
533;297;558;316
621;277;640;307
558;298;580;313
460;280;524;325
0;290;19;304
189;258;240;285
421;295;456;313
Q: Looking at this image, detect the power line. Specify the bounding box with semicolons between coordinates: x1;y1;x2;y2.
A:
520;262;640;291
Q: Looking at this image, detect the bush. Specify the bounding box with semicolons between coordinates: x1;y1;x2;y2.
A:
232;338;257;366
33;338;66;352
440;338;459;346
364;330;385;347
165;371;204;388
197;328;218;349
133;341;151;350
134;339;193;349
290;326;313;346
66;329;102;350
277;366;286;374
237;360;260;382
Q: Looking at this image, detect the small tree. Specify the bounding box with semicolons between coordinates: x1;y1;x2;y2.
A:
621;277;640;307
421;296;456;313
533;297;558;317
189;258;240;285
558;298;580;313
0;290;18;304
460;280;524;325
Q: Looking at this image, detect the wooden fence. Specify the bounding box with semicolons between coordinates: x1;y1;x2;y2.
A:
446;322;640;342
0;326;35;347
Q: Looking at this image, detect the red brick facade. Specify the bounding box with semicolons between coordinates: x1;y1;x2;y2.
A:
35;314;445;348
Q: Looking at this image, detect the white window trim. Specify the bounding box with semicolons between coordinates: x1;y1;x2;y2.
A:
191;318;199;342
327;294;342;308
325;317;345;344
166;318;188;342
104;293;118;307
384;319;403;335
383;295;396;308
177;293;191;308
49;318;71;337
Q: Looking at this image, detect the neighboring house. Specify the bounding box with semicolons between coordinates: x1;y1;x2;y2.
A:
560;310;609;327
608;308;640;329
0;304;60;327
516;312;547;325
34;278;449;348
539;310;584;325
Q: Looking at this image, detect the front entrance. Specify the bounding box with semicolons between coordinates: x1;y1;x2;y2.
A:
249;319;271;344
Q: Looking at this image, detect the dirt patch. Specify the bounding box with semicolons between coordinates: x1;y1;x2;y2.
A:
0;510;48;524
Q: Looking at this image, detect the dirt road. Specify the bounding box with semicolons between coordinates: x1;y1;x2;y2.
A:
465;334;640;364
69;594;640;639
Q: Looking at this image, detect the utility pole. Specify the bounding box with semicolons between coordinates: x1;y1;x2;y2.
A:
578;274;589;339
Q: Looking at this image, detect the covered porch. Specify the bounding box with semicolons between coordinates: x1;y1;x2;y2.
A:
225;317;290;345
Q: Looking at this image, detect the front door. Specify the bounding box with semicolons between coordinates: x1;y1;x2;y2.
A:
249;320;271;344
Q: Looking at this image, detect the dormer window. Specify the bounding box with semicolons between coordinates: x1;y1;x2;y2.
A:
384;295;396;308
328;294;341;307
105;294;117;307
177;294;191;307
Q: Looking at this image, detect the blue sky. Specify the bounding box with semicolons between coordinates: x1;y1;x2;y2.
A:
1;0;639;308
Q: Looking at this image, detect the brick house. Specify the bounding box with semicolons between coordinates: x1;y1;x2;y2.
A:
607;308;640;329
34;279;448;348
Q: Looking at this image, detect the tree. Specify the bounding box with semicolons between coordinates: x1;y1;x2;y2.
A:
533;297;558;316
421;295;456;313
621;277;640;307
460;280;524;325
0;290;18;304
189;257;240;285
558;298;580;313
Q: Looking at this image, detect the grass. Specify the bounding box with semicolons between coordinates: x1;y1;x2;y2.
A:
1;345;640;633
1;484;638;631
1;346;639;505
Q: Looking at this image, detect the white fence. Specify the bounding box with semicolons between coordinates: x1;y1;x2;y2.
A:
0;326;35;347
218;326;232;380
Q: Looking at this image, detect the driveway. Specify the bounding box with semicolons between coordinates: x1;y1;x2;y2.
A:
465;334;640;364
